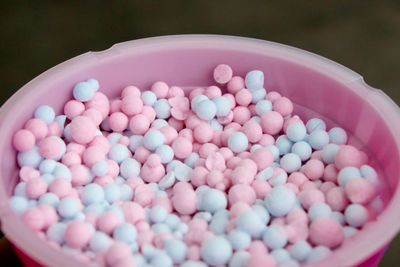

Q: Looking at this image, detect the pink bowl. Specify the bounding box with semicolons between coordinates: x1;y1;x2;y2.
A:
0;35;399;267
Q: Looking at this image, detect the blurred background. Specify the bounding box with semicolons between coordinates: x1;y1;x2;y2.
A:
0;1;399;266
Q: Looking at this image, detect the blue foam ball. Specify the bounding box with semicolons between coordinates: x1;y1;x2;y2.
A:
34;105;55;124
276;135;293;155
164;239;187;264
228;230;251;250
73;81;95;102
107;133;122;144
255;99;272;116
280;153;301;173
229;251;250;267
120;158;141;179
271;248;291;264
287;122;307;142
90;231;110;252
165;214;180;230
344;204;368;227
184;153;200;168
154;99;171;119
209;215;229;235
201;236;232;266
337;166;361;186
128;135;143;152
143;130;165;151
9;196;29;215
290;241;312;262
264;185;296;217
151;252;173;267
252;204;271;224
200;189;227;213
113;223;137;244
213;96;231;117
150;206;168;223
155;145;174;164
262;225;287;249
81;183;105;205
191;95;208;112
104;184;121;203
322;143;340;164
251;88;267;103
328;127;348;145
245;70;264;91
46;222;67;244
308;203;332;221
120;184;134;201
308;130;329;150
267;145;280;162
57;197;79;219
108;144;130;163
306;118;326;133
38;193;59;208
307;246;331;262
291;141;312;161
196;99;217;121
228;132;248;153
236;210;265;238
141;91;157;106
17;146;42;168
53;163;72;181
14;182;27;197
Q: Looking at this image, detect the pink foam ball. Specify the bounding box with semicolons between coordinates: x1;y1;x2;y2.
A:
231;166;255;185
287;172;308;187
70;164;90;186
159;126;178;145
19;166;40;182
248;240;268;255
245;253;276;267
251;179;271;199
83;108;103;126
38;136;64;159
66;142;86;155
273;97;293;117
136;221;150;232
285;183;299;195
83;146;105;168
13;129;36;152
118;136;130;146
168;86;185;98
125;177;144;190
134;184;155;207
217;110;234;126
64;221;92;249
266;91;281;103
105;242;132;266
129;114;150;135
98;211;121;234
115;257;137;267
226;156;241;169
121;86;141;98
188;218;208;231
190;166;209;187
219;147;234;161
203;151;222;170
70;116;97;144
137;230;155;246
326;187;348;211
152;197;172;213
286;209;309;224
205;86;222;99
121;95;143;116
235;89;252;107
232;106;251;125
94;175;113;186
64;100;85;119
260;111;284;135
140;164;165;183
206;170;224;187
133;146;151;164
323;164;338;183
26;177;47;199
230;202;251;219
185;114;202;130
178;128;194;142
238;151;251;159
199;143;218;159
213;64;233;84
319;181;336;194
259;134;275;146
172;137;193;159
300;181;319;191
21;207;45;231
187;245;201;261
47;121;62;137
309;218;344;248
38;205;58;229
172;189;197;215
345;177;375;204
61;151;82;166
226;76;244;94
108;112;129;132
299;189;325;210
193;123;214;144
173;182;194;194
106;159;120;178
335;145;367;170
141;105;156;122
25;118;48;141
121;202;145;225
211;130;222;147
242;120;262;143
85;213;98;228
311;150;323;161
151;81;169;99
167;117;184;131
250;147;273;171
49;178;72;198
228;184;256;205
237;158;258;176
110;99;123;113
85;92;110;119
301;159;325;181
189;87;205;101
285;221;309;243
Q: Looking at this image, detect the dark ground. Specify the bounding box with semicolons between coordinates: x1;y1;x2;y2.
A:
0;1;399;266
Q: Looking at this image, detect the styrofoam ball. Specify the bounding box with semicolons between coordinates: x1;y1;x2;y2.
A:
328;127;348;145
154;99;171;119
276;135;293;155
264;185;296;217
228;132;248;153
156;145;174;164
108;144;130;163
280;153;301;173
236;210;265;238
196;100;217;121
213;96;231;117
201;236;232;266
262;225;287;250
245;70;264;91
344;204;369;227
34;105;55;124
113;223;137;244
308;203;332;221
306;118;326;133
143;130;165;151
229;251;250;267
141;91;157;106
308;130;329;150
164;239;187;264
290;241;312;262
228;230;251;250
120;158;141;179
322;143;340;164
287;122;307;142
291;141;312;161
337;166;361;186
200;189;227;213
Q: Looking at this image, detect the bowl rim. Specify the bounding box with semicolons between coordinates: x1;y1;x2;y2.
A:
0;34;399;267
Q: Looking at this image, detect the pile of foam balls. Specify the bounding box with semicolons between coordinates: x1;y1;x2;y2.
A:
9;64;383;267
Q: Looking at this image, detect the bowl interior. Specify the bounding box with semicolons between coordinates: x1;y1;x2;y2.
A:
0;36;399;267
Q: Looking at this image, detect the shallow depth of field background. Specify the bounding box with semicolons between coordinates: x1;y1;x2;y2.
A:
0;1;399;266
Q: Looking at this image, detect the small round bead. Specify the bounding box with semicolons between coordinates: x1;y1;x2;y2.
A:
262;225;287;249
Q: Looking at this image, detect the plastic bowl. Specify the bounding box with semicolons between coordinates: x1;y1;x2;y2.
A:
0;35;399;267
